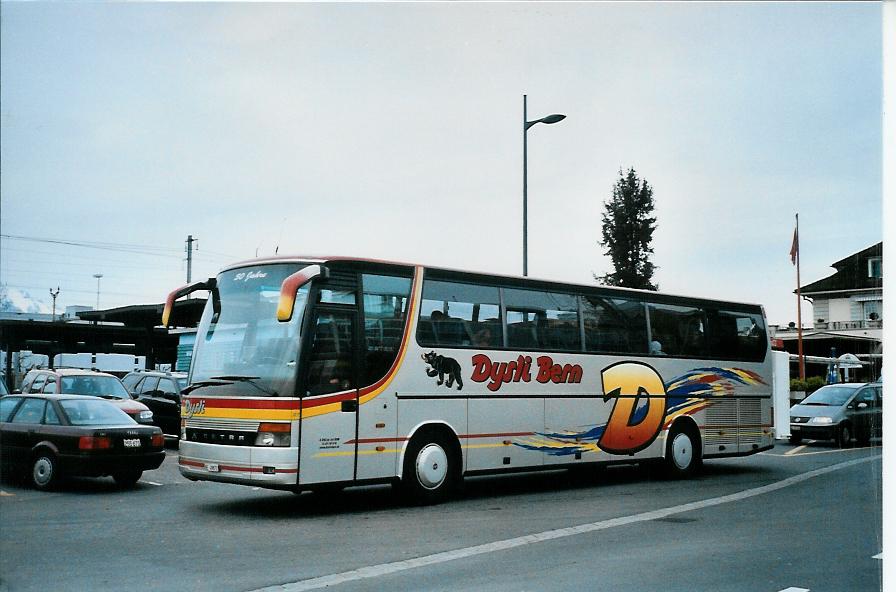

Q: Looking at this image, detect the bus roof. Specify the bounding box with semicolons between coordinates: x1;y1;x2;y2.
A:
219;255;766;313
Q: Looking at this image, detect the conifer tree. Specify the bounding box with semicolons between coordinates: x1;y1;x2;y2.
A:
597;168;658;290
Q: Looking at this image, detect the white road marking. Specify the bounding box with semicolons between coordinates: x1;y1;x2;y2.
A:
766;446;876;457
873;552;883;560
250;455;879;592
141;481;164;487
777;588;810;592
0;490;14;497
784;444;808;456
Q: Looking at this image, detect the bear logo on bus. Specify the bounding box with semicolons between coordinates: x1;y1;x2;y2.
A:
421;351;464;390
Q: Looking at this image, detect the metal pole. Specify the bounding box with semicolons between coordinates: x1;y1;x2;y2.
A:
523;94;528;277
93;274;103;311
50;286;60;321
186;235;196;284
797;215;804;380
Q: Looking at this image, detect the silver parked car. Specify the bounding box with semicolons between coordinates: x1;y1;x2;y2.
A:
789;382;882;447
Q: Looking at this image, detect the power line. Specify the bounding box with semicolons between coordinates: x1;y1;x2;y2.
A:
0;234;237;260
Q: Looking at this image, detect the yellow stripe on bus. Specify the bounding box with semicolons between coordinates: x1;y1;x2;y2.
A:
191;408;300;421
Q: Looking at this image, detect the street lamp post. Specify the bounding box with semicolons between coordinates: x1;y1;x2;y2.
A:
523;94;565;277
49;286;60;322
93;274;103;311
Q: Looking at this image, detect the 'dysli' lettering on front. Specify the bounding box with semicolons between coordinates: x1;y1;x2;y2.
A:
470;354;582;392
182;399;206;419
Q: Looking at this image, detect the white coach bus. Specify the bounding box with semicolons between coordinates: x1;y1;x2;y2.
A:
165;257;773;503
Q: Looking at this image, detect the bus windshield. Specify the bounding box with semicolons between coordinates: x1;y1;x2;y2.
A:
189;263;311;397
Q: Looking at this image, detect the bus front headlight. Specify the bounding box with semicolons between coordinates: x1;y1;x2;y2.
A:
255;422;291;447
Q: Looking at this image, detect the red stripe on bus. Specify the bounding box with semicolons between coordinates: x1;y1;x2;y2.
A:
459;432;536;439
179;458;297;474
344;437;410;445
184;398;301;410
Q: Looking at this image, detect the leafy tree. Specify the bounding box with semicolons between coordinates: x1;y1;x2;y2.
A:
596;168;658;290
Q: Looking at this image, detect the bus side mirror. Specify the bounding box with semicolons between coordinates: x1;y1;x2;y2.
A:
162;278;216;327
277;265;328;322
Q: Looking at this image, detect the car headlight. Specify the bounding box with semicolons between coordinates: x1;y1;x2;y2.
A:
138;410;154;421
810;416;833;425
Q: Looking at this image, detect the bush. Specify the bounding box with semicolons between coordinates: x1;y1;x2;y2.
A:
790;379;807;392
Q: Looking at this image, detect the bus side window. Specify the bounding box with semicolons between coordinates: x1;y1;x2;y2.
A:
503;288;580;352
707;310;767;362
647;303;707;358
417;280;500;348
362;274;412;385
583;295;648;355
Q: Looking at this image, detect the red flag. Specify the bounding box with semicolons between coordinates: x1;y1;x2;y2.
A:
790;226;799;265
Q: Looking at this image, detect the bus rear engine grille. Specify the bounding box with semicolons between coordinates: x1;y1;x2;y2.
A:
185;428;257;446
705;398;764;448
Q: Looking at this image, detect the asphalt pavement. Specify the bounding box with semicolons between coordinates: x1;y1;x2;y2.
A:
0;441;882;592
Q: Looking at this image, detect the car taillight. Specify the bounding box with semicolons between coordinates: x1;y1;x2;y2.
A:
79;436;112;450
151;433;165;447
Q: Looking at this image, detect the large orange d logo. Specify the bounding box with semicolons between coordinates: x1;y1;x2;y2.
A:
599;362;667;454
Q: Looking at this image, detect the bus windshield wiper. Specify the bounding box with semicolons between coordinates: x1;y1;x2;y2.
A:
209;375;278;396
181;378;234;395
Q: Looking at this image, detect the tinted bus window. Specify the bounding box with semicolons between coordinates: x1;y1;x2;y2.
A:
582;295;648;355
418;281;501;348
648;303;707;358
362;274;412;384
504;289;580;351
706;310;767;362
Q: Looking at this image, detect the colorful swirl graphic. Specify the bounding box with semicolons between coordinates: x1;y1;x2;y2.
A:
515;366;767;457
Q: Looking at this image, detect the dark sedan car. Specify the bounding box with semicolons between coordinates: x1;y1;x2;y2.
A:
0;394;165;490
122;370;188;437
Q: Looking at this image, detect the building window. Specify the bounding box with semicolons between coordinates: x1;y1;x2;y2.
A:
868;257;882;279
863;300;882;321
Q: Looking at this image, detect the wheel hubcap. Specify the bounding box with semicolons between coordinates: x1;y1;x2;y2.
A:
416;443;448;490
672;433;693;470
33;457;53;485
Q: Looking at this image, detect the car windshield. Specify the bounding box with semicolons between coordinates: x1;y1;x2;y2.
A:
60;376;131;399
176;378;187;390
188;263;310;397
801;386;857;406
60;399;135;426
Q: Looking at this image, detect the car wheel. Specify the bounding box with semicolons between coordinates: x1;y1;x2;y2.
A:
113;469;143;487
400;430;457;505
665;423;702;478
31;451;59;491
788;434;802;445
836;424;853;448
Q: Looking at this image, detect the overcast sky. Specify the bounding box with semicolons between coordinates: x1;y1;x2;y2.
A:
0;2;883;326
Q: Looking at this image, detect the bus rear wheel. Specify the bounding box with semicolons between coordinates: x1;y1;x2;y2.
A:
665;424;702;478
400;431;457;505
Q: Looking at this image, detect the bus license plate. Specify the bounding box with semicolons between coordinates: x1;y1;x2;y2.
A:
206;463;220;473
123;439;141;448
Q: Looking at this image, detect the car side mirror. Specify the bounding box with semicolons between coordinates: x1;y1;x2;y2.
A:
857;402;869;409
12;389;21;394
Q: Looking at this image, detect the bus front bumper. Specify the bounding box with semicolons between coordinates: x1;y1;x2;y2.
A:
178;441;299;488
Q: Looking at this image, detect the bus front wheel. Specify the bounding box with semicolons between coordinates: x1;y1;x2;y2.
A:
665;423;702;478
400;431;457;505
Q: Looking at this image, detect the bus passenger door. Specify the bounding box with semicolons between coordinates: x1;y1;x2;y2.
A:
299;308;360;486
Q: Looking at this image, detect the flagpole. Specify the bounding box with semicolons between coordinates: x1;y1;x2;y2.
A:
795;213;805;380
